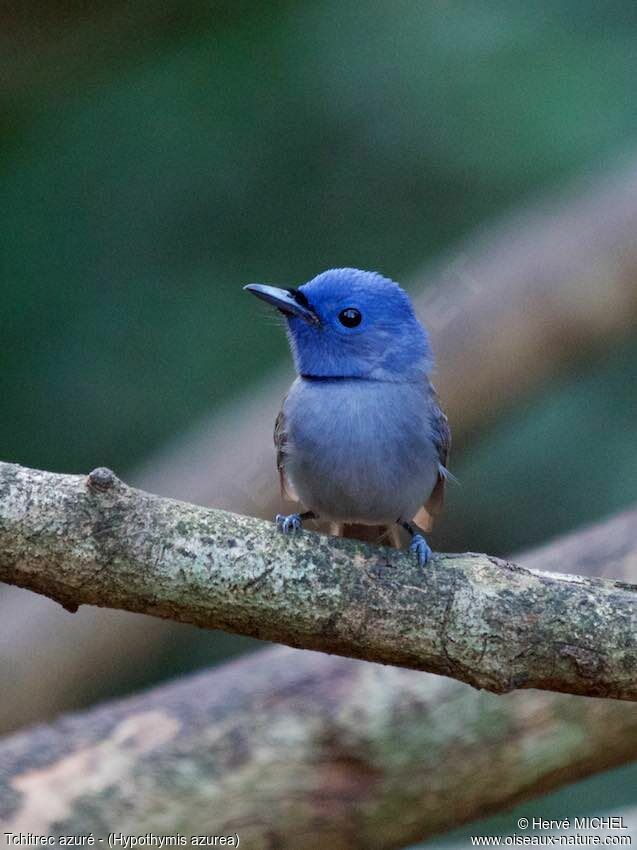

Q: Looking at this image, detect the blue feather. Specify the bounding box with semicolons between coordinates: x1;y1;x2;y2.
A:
287;268;433;381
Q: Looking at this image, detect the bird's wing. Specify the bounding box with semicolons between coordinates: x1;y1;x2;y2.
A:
413;385;451;531
274;404;298;501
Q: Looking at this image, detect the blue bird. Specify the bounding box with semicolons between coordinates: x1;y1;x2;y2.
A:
244;268;451;566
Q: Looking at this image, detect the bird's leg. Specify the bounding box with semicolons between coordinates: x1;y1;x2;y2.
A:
398;519;432;567
276;510;317;534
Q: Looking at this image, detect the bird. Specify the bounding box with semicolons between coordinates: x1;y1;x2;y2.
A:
244;268;451;566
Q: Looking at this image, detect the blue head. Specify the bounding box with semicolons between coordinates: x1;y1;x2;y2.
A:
245;268;432;381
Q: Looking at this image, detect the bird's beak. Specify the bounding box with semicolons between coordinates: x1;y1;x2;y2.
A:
244;284;320;325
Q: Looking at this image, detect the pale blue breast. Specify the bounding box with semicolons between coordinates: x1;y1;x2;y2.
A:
282;377;439;523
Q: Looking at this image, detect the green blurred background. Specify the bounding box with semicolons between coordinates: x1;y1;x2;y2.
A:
2;1;637;844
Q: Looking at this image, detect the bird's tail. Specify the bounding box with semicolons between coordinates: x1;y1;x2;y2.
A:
331;522;402;549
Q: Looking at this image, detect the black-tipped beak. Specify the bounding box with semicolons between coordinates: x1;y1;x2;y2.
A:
244;284;319;325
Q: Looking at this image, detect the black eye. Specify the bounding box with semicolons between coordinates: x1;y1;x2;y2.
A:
338;308;362;328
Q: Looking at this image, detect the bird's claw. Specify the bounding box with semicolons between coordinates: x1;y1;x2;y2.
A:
410;533;432;567
276;512;303;534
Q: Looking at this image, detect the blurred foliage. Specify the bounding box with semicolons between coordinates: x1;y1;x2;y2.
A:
3;0;637;477
440;332;637;555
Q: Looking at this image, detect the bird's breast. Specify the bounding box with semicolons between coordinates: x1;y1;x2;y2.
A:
281;377;438;523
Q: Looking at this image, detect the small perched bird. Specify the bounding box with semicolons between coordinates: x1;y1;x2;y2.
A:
244;268;451;566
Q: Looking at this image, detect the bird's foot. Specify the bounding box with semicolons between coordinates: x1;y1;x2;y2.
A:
276;512;303;534
410;533;432;567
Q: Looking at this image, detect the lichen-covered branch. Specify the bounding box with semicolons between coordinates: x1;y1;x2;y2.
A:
2;498;637;847
1;461;635;700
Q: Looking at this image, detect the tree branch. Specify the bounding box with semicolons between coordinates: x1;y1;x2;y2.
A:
2;647;637;847
1;461;635;700
2;495;637;847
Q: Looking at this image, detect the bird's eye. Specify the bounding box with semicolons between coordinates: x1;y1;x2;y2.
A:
338;308;362;328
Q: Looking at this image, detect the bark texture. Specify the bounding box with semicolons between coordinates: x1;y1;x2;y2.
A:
1;461;636;700
2;481;637;846
1;648;637;848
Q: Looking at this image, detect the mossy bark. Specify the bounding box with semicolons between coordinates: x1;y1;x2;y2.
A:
0;461;635;699
2;463;637;846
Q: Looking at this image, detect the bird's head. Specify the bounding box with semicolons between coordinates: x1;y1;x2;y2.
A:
244;268;432;381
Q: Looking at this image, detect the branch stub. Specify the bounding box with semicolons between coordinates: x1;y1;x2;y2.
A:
87;467;117;492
